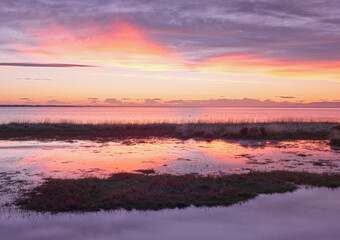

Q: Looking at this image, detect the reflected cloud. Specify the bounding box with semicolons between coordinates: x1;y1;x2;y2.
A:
0;139;337;181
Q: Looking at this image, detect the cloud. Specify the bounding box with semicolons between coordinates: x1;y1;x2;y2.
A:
6;96;340;107
16;77;52;81
0;62;96;68
88;97;99;103
144;98;162;105
16;21;180;71
276;96;296;99
172;98;340;107
1;1;340;83
104;98;123;105
45;99;66;105
166;100;186;104
99;97;340;108
18;97;39;105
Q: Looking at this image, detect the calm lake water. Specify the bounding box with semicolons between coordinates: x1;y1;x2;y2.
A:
0;107;340;123
2;187;340;240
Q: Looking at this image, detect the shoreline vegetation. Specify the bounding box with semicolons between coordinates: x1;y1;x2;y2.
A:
16;171;340;213
0;121;339;141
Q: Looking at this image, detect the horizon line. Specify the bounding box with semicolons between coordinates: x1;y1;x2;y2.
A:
1;105;340;108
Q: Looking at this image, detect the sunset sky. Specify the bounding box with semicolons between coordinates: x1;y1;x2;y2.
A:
1;0;340;106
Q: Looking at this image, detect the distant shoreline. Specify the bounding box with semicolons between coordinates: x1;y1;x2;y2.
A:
1;105;340;108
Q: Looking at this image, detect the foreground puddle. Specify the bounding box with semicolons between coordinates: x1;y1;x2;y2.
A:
0;139;339;182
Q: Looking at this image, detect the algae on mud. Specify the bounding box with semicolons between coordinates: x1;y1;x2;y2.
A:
16;171;340;213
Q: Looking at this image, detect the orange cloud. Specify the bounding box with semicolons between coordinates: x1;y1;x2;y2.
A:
197;53;340;80
14;20;340;80
19;21;184;71
36;22;168;55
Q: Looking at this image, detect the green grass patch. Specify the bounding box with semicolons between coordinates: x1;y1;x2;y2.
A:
16;171;340;213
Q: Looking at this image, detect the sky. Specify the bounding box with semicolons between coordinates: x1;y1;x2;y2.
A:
1;0;340;106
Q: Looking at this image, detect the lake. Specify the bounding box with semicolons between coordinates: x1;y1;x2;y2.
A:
0;107;339;240
0;107;339;123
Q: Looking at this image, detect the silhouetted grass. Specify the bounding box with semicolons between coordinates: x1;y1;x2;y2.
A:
330;125;340;146
0;121;338;141
16;171;340;212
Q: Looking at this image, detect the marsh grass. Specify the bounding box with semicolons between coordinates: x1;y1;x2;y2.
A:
330;125;340;146
16;171;340;212
0;120;338;141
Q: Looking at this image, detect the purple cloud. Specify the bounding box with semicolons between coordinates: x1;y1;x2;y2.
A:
1;1;340;63
19;97;39;105
88;98;99;103
104;98;122;105
45;99;66;105
144;98;162;105
276;96;296;99
98;97;340;108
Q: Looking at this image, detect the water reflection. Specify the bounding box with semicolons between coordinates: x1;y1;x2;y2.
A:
0;139;339;183
1;187;339;240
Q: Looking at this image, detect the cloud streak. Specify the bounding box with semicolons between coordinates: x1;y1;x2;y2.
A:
276;96;296;99
16;77;53;81
0;62;96;68
104;98;123;105
45;99;66;105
